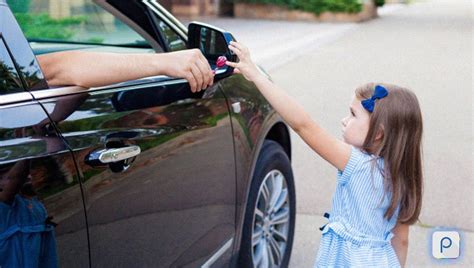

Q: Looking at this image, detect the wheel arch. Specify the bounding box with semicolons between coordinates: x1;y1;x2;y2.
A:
264;121;291;162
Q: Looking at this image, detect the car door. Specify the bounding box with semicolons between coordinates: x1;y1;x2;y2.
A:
0;2;89;267
21;0;237;267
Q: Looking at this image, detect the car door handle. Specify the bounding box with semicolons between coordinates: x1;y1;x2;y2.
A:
86;145;141;166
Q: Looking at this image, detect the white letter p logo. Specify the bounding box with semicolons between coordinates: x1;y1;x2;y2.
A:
432;231;460;259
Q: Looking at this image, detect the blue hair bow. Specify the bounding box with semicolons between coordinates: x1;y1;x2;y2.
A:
361;85;389;113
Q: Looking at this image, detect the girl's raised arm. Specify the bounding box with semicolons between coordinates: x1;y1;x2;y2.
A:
226;41;351;171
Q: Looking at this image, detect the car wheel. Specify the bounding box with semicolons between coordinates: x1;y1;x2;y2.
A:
239;140;296;268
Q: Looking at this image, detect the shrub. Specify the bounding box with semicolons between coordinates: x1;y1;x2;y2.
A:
374;0;385;7
7;0;31;13
234;0;363;15
13;13;86;40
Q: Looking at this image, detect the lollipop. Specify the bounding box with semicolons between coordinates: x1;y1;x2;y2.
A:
216;56;227;68
212;55;227;74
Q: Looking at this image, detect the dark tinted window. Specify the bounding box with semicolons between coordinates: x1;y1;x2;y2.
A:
0;38;23;94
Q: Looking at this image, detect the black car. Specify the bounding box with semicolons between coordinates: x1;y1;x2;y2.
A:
0;0;295;267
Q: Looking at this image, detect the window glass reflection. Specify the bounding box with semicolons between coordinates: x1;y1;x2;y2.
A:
7;0;149;47
0;39;23;94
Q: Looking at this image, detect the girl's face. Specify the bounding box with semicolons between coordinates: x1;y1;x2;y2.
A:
341;95;371;148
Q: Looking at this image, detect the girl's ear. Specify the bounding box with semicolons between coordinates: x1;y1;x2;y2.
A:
375;125;384;141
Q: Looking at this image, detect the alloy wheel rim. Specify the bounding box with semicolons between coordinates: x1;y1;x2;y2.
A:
251;169;290;268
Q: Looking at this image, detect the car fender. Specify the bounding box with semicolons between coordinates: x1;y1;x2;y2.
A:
218;74;292;262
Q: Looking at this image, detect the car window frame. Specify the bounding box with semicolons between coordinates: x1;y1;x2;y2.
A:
148;13;187;52
141;0;188;51
25;76;193;114
92;0;189;53
91;0;165;52
0;1;48;96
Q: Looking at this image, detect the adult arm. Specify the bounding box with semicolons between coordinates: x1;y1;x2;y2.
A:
37;49;214;92
392;222;409;267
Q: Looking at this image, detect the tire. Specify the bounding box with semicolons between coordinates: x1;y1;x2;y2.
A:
239;140;296;268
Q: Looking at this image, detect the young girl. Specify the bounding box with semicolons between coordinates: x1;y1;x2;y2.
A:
225;41;423;267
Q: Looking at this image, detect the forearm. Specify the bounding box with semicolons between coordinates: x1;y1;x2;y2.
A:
38;51;167;88
253;73;312;131
391;222;409;267
392;234;409;267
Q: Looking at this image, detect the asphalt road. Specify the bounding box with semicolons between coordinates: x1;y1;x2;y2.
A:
198;0;472;266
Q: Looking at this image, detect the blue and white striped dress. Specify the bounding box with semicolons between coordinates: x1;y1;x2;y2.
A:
314;146;401;267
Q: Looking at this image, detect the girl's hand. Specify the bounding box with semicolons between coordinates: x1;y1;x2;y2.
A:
225;41;261;82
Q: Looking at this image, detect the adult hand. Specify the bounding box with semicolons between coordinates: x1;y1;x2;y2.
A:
160;49;214;93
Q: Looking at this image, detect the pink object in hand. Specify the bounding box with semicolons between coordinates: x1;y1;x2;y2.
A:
212;56;228;74
216;56;227;68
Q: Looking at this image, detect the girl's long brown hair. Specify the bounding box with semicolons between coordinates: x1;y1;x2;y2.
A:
356;83;423;225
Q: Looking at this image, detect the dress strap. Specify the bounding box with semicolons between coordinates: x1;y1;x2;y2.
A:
321;220;394;247
318;212;330;231
0;223;55;241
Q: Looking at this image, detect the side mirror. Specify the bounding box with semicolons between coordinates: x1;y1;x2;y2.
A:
188;22;237;78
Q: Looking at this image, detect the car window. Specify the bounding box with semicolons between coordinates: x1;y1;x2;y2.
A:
7;0;151;48
0;38;23;94
154;18;187;52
